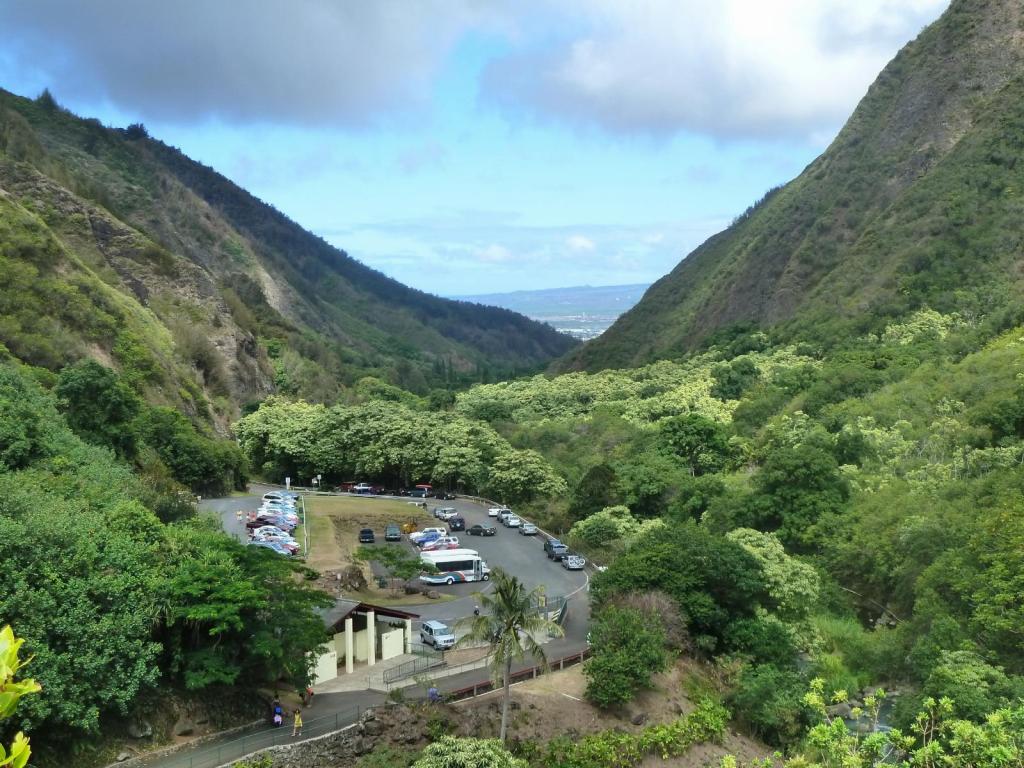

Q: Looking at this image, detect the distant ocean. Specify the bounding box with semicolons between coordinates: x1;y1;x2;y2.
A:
454;283;650;340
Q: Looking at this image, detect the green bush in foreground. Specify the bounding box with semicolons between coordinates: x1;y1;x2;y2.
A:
543;699;728;768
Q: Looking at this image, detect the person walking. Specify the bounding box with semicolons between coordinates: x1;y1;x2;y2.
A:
304;685;314;707
292;708;303;737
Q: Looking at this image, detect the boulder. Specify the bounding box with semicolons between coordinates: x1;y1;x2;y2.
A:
427;590;441;600
127;719;153;739
173;718;196;736
352;736;368;755
826;703;853;719
363;719;385;736
631;712;648;726
116;752;131;762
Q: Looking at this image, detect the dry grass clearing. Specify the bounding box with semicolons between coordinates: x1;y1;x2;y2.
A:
305;495;437;601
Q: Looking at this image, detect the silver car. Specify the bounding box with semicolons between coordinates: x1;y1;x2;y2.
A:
519;523;538;535
562;554;586;570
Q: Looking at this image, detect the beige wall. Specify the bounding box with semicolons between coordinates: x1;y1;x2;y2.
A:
311;645;337;685
380;627;404;660
353;628;369;662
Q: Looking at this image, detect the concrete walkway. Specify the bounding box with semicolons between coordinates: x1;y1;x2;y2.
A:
126;598;589;768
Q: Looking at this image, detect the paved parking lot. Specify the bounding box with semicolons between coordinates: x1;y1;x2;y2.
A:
202;490;589;627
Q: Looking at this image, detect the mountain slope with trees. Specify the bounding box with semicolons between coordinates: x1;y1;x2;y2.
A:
561;0;1024;372
0;86;576;428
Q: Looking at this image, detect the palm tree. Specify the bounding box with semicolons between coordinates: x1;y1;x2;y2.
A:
458;568;564;741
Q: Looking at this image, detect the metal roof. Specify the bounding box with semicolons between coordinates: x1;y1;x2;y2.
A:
319;598;420;629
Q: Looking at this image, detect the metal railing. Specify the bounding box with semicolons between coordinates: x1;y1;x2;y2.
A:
444;647;592;702
382;651;444;685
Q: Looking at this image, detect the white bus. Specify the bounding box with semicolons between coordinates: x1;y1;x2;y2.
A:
419;548;491;585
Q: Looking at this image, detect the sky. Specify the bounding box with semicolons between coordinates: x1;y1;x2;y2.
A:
0;0;949;296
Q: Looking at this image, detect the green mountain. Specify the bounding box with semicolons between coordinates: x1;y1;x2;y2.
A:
0;87;576;426
562;0;1024;372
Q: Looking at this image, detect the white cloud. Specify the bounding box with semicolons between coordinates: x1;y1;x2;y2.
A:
484;0;949;140
566;234;596;252
476;244;515;263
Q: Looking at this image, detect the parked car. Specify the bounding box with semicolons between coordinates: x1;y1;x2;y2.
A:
489;507;510;518
409;527;447;544
435;491;456;500
434;507;459;521
467;524;496;537
544;538;568;561
519;523;538;535
353;483;373;494
250;540;292;556
504;515;522;528
253;535;300;554
409;488;429;498
562;554;586;570
385;524;401;541
420;620;456;650
414;532;442;548
358;528;375;543
448;515;466;531
421;536;460;552
497;510;515;524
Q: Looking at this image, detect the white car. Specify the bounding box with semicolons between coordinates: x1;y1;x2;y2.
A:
434;507;459;521
488;507;510;518
504;515;522;528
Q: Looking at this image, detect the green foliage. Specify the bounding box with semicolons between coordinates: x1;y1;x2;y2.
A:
728;664;810;746
773;678;1024;768
592;520;769;651
0;625;42;768
0;365;64;471
583;605;669;708
413;736;526;768
569;505;640;549
921;651;1023;723
543;699;728;768
137;406;246;494
357;745;419;767
725;529;820;622
55;359;141;457
659;413;733;475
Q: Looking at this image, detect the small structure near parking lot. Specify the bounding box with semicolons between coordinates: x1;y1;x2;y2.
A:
311;599;419;684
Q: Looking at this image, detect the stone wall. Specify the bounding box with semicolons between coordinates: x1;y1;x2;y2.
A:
223;710;392;768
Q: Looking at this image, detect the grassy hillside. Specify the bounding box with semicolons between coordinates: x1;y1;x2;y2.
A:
0;87;576;428
562;0;1024;372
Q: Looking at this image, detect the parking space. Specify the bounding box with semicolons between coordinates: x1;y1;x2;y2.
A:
203;489;587;628
399;496;587;600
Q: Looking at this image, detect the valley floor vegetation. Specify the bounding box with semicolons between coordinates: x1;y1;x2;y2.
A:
241;308;1024;751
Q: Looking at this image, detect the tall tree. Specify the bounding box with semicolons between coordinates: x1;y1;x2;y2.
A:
459;570;563;742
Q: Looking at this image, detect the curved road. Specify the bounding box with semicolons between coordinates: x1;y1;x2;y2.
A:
131;489;591;768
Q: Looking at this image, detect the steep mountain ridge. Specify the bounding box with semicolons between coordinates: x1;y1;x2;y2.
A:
562;0;1024;371
0;88;576;426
